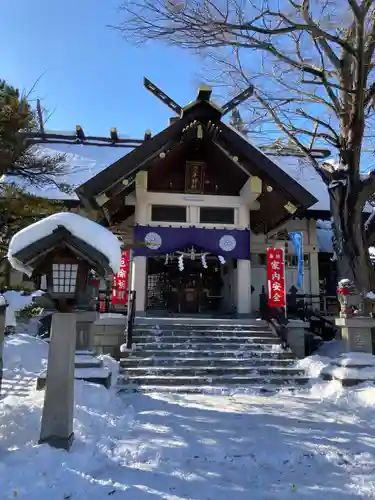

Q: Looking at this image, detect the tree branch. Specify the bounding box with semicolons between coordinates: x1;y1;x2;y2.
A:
300;0;341;70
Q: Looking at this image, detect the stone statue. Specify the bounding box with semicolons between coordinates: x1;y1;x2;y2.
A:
337;279;364;317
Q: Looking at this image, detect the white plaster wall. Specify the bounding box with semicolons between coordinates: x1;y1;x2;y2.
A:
250;218;319;311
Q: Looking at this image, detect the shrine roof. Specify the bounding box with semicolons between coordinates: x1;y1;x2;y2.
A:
2;140;328;211
75;99;317;217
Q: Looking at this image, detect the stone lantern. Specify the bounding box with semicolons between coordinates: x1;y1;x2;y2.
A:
10;223;120;450
13;226;111;312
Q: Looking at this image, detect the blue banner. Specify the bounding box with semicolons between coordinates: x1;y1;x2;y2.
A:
289;231;304;289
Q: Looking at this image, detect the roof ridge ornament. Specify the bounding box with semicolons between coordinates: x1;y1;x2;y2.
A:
144;77;183;116
143;76;254;119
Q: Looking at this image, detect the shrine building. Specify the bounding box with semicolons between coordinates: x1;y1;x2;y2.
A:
73;83;333;317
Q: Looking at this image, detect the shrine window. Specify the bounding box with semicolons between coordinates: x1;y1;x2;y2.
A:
199;207;235;224
151;205;187;223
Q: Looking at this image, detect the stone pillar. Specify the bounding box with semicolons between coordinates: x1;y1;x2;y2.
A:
39;312;76;450
0;300;8;396
286;319;308;358
236;205;251;315
335;317;375;354
309;251;320;296
75;310;98;351
134;256;147;315
236;259;252;315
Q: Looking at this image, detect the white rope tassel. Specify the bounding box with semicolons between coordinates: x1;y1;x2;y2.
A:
178;254;184;271
218;255;226;264
201;253;208;269
164;253;169;265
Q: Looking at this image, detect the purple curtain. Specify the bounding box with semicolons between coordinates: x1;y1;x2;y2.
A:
133;225;250;260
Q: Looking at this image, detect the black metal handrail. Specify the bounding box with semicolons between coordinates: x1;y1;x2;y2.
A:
286;287;337;341
259;287;289;349
125;290;136;349
287;288;339;317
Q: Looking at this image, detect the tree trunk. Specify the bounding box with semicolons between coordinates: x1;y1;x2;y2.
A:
330;182;375;295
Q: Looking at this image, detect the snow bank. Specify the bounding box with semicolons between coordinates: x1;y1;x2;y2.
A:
337;352;375;367
7;212;122;276
294;340;344;378
320;352;375;382
3;290;43;327
296;354;331;379
325;365;375;381
296;340;375;391
2;334;49;401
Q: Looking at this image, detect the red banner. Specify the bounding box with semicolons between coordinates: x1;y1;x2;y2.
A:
99;292;107;313
267;247;286;308
112;249;131;305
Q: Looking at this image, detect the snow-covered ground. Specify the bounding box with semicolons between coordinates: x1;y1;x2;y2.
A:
2;334;375;499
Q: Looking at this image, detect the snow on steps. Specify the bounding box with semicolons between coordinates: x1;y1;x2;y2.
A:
118;320;308;393
37;351;112;390
321;352;375;387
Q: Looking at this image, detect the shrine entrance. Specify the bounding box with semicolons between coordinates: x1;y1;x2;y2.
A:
146;249;235;315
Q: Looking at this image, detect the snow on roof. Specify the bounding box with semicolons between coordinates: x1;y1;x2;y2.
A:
226;123;374;213
275;157;373;213
2;143;126;201
273;157;328;210
7;212;122;276
226;123;327;210
3;126;371;216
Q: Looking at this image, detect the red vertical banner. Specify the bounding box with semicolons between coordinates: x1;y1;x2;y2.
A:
99;292;107;313
112;249;131;305
267;248;286;308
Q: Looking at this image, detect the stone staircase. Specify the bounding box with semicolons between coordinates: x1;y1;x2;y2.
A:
118;320;309;393
37;350;112;390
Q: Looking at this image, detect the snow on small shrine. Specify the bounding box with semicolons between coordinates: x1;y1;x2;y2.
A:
7;212;123;277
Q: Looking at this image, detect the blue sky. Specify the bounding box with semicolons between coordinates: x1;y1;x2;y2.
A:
6;0;370;174
0;0;204;140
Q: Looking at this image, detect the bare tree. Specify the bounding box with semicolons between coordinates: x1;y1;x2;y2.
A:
115;0;375;297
